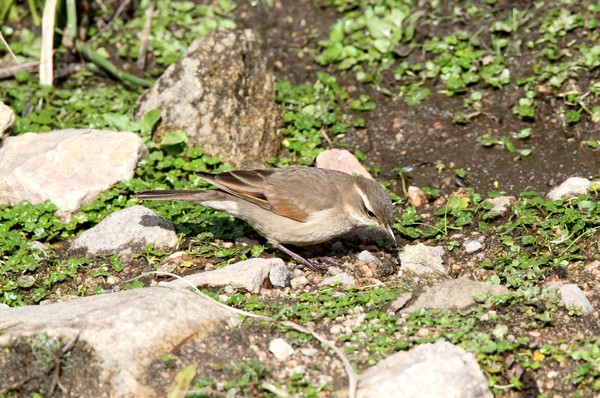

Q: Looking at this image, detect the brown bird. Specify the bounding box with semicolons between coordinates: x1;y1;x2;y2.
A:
136;167;396;269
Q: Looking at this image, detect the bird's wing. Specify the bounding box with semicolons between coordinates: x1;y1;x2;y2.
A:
196;169;272;208
196;168;342;222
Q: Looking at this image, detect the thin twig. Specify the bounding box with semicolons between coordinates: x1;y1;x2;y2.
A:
0;32;18;62
90;0;132;41
40;0;58;86
137;0;155;71
54;63;85;80
0;61;39;79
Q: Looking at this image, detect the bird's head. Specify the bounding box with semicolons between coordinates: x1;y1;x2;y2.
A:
345;177;396;245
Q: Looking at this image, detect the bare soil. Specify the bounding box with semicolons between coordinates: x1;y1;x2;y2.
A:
237;0;600;195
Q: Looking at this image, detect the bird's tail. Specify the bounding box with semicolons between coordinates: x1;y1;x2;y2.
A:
135;190;223;203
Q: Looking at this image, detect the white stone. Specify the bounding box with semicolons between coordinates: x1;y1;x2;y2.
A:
464;240;484;254
290;276;309;290
0;129;147;221
357;341;493;398
400;279;509;314
545;283;595;315
268;338;294;361
547;177;592;200
160;257;281;293
269;262;292;288
484;196;515;216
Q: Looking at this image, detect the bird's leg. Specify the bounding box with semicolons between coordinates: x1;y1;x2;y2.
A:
271;242;327;272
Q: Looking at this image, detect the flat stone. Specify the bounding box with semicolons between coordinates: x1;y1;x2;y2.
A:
386;292;413;312
464;240;484;254
0;287;236;397
545;282;595;315
318;272;356;287
69;206;178;258
0;129;146;221
268;338;295;361
547;177;592;200
357;341;492;398
160;257;280;293
399;244;447;275
400;279;509;314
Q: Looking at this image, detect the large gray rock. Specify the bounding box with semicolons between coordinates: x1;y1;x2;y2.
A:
0;287;237;397
135;29;281;168
69;206;178;258
0;129;147;221
357;341;492;398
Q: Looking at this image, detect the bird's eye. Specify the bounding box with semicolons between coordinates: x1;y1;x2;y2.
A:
367;210;376;218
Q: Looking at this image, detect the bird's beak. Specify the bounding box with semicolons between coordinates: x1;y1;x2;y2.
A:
383;222;397;246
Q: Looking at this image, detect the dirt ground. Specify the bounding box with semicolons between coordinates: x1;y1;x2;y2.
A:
237;0;600;195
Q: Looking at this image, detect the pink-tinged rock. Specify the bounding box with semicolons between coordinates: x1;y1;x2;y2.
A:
407;186;428;207
0;129;147;221
316;149;372;179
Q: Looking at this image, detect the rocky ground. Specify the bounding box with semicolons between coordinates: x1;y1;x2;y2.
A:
0;0;599;397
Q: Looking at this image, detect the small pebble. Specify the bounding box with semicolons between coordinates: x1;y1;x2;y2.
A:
329;324;346;335
407;186;428;207
268;338;295;361
269;263;292;288
463;240;484;254
300;348;319;357
290;276;309;290
357;250;382;266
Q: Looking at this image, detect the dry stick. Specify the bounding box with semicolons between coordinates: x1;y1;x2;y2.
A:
75;41;153;87
137;0;155;71
131;271;359;398
40;0;58;86
54;63;85;80
0;61;39;79
90;0;132;42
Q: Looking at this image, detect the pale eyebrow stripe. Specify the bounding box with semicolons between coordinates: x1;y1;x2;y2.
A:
353;183;374;212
